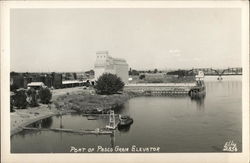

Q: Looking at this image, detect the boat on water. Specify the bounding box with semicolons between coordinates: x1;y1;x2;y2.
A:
87;116;98;120
118;115;133;127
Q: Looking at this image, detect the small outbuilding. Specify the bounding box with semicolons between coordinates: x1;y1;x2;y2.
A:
27;82;46;90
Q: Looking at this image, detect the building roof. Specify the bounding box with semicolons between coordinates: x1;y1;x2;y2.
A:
27;82;45;87
62;80;82;85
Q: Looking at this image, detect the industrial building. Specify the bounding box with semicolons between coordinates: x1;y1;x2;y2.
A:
10;72;63;90
10;71;95;91
94;51;129;84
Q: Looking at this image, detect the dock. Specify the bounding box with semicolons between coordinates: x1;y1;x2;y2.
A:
22;127;113;135
125;73;206;97
22;110;121;135
124;83;192;96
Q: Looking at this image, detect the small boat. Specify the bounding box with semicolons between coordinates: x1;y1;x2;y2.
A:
87;116;98;120
118;115;133;127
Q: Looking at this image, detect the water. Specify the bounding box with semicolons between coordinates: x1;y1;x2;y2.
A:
11;76;242;153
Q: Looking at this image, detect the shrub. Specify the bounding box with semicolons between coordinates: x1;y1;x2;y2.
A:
139;74;145;80
39;87;52;104
10;84;19;92
13;90;28;109
27;88;39;107
94;73;125;95
10;96;15;112
153;69;158;73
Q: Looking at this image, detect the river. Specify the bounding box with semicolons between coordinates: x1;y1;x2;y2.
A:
11;75;242;153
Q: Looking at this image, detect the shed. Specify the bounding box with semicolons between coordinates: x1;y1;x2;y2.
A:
27;82;45;90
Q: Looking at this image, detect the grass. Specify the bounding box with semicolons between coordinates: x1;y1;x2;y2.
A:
53;92;130;113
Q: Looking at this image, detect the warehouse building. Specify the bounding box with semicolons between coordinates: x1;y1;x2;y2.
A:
94;51;129;84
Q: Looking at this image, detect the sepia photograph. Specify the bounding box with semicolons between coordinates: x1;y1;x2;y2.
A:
1;1;249;163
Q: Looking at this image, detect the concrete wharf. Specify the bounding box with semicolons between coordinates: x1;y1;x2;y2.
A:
124;83;196;96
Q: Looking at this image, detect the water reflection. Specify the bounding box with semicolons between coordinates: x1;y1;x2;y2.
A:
110;131;115;148
28;117;53;128
190;95;205;111
59;115;63;128
118;125;131;133
17;129;42;138
41;117;53;128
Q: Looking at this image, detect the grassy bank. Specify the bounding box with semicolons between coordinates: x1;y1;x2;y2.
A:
53;90;130;113
11;87;85;135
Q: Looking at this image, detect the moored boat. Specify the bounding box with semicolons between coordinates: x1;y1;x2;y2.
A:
87;115;98;120
118;115;133;127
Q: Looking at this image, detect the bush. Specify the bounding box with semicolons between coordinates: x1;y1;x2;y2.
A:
10;96;15;112
94;73;125;95
27;88;39;107
39;87;52;104
139;74;145;80
10;84;19;92
13;90;28;109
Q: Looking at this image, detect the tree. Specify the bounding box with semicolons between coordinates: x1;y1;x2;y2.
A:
85;69;95;76
139;74;145;80
39;87;52;104
129;68;132;75
10;83;19;91
167;70;195;77
153;69;158;73
131;70;139;76
27;88;39;107
73;73;77;80
94;73;125;95
129;68;139;76
13;90;28;109
89;69;95;76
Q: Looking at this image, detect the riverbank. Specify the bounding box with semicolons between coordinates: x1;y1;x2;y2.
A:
10;87;85;136
10;87;130;135
10;105;76;136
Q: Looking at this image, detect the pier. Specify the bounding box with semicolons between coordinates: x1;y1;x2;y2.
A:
22;127;114;135
124;83;195;96
22;111;120;135
125;71;206;96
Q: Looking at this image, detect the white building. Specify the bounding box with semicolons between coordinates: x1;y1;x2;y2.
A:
94;51;129;84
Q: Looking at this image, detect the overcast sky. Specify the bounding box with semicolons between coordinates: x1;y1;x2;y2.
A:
10;8;241;72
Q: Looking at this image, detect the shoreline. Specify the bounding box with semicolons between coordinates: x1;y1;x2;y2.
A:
10;87;84;136
10;87;129;136
11;106;76;136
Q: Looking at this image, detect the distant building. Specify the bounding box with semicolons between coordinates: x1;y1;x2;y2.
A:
94;51;129;84
27;82;46;90
10;72;63;90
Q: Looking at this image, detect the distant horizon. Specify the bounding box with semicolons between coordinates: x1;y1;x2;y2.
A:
10;66;242;73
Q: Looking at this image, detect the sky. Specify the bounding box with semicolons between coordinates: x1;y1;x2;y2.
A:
10;8;241;72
